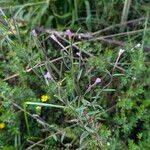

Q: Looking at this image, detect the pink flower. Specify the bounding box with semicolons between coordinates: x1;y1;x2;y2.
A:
76;52;81;57
66;29;73;40
85;77;101;94
95;78;101;84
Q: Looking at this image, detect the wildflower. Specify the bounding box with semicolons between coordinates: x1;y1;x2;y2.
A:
76;52;81;57
41;95;48;102
78;35;81;39
44;72;52;86
95;78;101;84
66;29;73;40
133;77;136;80
135;43;141;48
118;48;125;56
44;72;52;79
113;49;125;71
50;34;57;41
31;29;37;37
0;122;5;129
57;81;62;86
85;77;101;94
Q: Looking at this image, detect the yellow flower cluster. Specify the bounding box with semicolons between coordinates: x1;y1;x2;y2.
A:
41;95;48;102
0;123;5;129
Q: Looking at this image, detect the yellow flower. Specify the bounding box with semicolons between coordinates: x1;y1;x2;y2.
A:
41;95;48;102
0;122;5;129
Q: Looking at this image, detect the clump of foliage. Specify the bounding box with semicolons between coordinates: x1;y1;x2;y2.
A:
0;0;150;149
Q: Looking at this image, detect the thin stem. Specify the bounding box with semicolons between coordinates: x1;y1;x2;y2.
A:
23;103;30;136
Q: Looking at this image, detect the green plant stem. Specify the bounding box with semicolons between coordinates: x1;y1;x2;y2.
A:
23;102;65;136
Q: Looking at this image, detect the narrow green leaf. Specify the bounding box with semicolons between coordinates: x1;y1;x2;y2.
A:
80;131;89;145
103;89;116;92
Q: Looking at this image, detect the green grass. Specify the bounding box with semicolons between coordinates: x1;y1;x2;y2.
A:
0;0;150;149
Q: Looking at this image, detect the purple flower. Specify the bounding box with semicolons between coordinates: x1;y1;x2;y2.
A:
44;72;52;79
31;29;37;37
95;78;101;84
66;29;73;40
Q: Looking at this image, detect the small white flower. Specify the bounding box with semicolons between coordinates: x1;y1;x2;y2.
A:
133;77;136;80
119;48;125;56
66;29;73;40
135;43;141;48
50;34;58;41
78;35;81;39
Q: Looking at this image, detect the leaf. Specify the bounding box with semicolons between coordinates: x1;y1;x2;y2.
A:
2;146;15;150
76;106;87;112
84;0;92;31
53;12;71;19
81;99;91;106
61;131;66;143
88;110;100;115
113;73;124;77
84;126;95;133
103;89;116;92
52;134;57;141
80;131;89;145
77;69;83;81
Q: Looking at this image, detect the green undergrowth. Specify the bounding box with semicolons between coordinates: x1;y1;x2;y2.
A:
0;0;150;150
